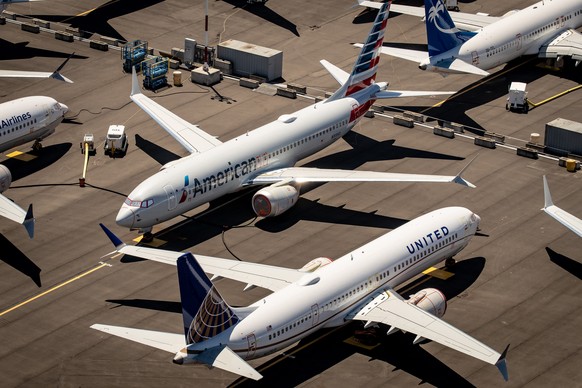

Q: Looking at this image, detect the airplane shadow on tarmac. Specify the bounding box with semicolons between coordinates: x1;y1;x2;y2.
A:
546;247;582;280
385;57;582;133
0;39;88;61
23;0;165;42
221;0;299;37
0;233;41;287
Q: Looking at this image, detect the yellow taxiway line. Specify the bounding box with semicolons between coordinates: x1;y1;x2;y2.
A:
0;262;110;318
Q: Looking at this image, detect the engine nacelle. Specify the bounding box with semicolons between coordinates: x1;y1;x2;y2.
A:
407;288;447;318
252;185;299;217
0;165;12;193
299;257;333;273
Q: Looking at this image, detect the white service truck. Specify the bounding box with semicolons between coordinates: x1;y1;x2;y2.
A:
506;82;529;113
104;125;129;157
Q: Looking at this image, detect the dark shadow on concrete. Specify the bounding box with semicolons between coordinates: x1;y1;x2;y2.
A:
546;247;582;280
384;56;582;132
135;134;182;166
220;0;299;37
1;143;72;182
255;197;409;233
106;299;182;314
0;233;41;287
0;39;88;61
25;0;165;42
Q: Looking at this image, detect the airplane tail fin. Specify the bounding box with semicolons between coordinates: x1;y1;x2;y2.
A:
424;0;474;56
325;1;390;102
177;253;240;345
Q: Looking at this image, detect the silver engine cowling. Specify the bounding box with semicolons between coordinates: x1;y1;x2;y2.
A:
252;185;299;217
0;165;12;193
407;288;447;318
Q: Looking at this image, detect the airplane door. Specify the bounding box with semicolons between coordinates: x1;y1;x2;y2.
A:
246;333;257;358
515;33;522;51
471;51;479;65
163;185;177;210
311;304;319;326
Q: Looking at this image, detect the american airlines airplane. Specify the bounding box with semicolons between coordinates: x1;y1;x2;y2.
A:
93;206;509;381
357;0;582;76
0;94;69;237
542;175;582;238
116;2;474;241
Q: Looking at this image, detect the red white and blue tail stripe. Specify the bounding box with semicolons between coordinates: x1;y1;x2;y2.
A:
327;1;390;102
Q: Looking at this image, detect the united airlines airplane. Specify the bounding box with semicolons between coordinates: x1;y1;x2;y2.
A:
94;206;509;381
0;95;69;237
542;175;582;238
116;2;474;241
358;0;582;76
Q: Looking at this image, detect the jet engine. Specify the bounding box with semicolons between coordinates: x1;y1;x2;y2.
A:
252;185;299;217
407;288;447;318
0;165;12;193
299;257;333;273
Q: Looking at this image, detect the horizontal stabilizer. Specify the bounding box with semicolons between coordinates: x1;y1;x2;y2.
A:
23;204;34;239
542;176;582;238
91;324;184;353
444;58;490;76
195;345;263;381
320;59;349;86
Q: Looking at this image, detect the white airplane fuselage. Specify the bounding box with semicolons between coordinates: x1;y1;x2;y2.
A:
425;0;582;73
0;96;68;153
175;206;480;362
118;96;368;230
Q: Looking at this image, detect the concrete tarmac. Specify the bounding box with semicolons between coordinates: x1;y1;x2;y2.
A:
0;1;581;387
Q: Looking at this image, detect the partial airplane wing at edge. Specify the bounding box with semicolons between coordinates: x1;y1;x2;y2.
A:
129;68;222;154
357;0;500;31
349;288;509;380
538;29;582;62
0;195;34;238
542;175;582;238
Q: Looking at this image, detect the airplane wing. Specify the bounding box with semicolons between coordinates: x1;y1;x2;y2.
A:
358;1;500;31
245;165;475;188
538;29;582;62
348;288;509;380
100;224;304;292
0;195;34;238
91;324;185;353
542;176;582;238
129;68;222;154
0;53;74;83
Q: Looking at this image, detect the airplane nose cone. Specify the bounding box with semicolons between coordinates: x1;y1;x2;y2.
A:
60;103;69;114
116;207;135;228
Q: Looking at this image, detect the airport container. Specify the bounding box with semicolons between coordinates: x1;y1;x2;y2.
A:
544;118;582;156
217;40;282;82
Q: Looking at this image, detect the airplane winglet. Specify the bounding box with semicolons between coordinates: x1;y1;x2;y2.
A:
23;204;34;239
495;344;510;381
542;175;553;209
49;52;74;83
452;155;478;188
131;67;142;97
99;223;126;249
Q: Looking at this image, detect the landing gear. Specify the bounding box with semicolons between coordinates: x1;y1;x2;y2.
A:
32;140;43;152
141;231;154;243
445;257;456;268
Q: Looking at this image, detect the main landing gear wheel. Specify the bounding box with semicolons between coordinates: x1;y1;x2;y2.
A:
141;232;154;243
32;141;43;152
445;257;456;267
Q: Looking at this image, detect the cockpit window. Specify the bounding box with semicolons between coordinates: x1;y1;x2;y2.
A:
124;198;153;208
